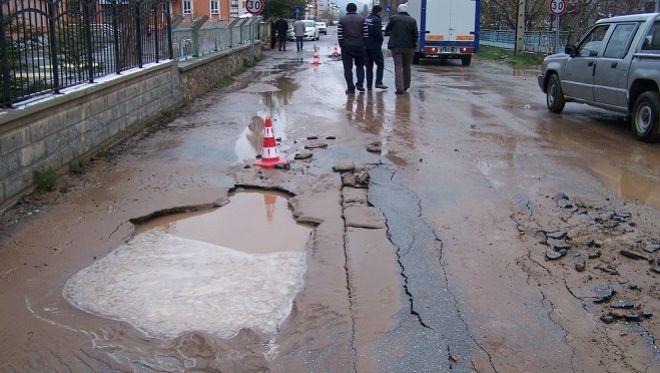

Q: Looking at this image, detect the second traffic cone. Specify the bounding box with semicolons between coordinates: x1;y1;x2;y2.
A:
311;46;321;65
255;116;288;169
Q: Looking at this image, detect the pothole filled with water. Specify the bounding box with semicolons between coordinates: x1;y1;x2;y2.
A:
63;191;312;339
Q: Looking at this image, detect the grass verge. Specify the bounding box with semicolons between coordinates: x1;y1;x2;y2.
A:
478;46;544;66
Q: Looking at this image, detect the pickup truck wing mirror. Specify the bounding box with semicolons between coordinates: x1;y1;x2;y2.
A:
564;44;576;57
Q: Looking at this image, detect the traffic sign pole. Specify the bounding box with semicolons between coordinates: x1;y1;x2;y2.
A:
556;15;560;53
550;0;566;54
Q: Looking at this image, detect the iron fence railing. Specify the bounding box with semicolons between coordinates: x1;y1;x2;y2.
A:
172;17;262;60
480;29;571;54
0;0;173;107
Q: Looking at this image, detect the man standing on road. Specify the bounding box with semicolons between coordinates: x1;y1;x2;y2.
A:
338;3;368;94
294;18;306;51
365;5;388;90
275;17;289;51
385;3;418;94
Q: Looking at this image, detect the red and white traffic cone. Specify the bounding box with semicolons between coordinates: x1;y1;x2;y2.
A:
311;46;321;65
254;116;288;169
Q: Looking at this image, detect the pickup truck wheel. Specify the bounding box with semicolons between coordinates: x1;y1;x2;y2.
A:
546;74;566;113
632;91;660;142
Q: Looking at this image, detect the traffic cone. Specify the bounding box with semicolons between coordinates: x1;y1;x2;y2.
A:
311;46;321;65
254;116;288;169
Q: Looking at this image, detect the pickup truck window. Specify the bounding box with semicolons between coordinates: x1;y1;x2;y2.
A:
603;24;637;58
578;25;609;57
641;21;660;50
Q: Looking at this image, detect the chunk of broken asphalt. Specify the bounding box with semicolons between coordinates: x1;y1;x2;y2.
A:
333;162;355;173
643;244;660;253
545;249;564;260
610;299;634;309
600;314;615;324
294;149;313;160
592;284;615;303
574;257;586;272
366;141;382;153
545;229;568;240
619;250;648;261
305;142;328;150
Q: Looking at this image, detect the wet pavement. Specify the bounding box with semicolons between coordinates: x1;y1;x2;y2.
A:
1;27;659;372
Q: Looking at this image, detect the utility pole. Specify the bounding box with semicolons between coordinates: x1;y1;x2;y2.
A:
515;0;526;55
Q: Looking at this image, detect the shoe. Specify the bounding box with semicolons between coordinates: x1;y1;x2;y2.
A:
367;86;373;91
356;86;365;92
395;90;404;94
375;84;388;89
345;89;355;94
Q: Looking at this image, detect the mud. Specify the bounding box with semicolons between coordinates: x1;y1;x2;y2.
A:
1;33;659;372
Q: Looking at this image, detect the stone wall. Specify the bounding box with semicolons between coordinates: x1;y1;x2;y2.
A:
0;42;262;211
178;44;262;101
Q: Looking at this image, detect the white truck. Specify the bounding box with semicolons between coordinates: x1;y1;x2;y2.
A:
405;0;480;65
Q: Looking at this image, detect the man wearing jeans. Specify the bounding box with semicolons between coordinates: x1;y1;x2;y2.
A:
365;5;387;90
294;18;305;51
385;3;418;94
338;3;368;94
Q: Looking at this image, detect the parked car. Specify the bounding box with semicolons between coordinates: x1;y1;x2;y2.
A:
315;21;327;35
538;13;660;142
288;20;319;41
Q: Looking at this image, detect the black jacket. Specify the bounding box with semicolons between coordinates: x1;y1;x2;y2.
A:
364;13;383;50
275;18;288;40
385;12;418;49
338;12;368;48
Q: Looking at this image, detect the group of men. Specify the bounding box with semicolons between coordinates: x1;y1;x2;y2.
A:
272;18;307;52
338;3;418;94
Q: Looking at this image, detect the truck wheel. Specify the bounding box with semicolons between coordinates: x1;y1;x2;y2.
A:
632;91;660;142
413;54;420;65
546;74;565;114
461;55;471;66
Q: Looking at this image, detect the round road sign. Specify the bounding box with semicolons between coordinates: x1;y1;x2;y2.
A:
245;0;263;15
550;0;566;16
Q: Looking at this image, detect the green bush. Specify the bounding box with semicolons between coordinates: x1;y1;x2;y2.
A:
33;166;57;192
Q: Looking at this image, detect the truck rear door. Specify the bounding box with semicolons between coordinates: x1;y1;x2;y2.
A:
417;0;477;46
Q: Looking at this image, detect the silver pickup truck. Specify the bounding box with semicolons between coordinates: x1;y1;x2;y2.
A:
538;13;660;142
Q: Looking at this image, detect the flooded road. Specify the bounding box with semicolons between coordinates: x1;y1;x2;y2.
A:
1;28;659;372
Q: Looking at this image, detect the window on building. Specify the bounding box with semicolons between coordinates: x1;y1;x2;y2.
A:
210;0;219;14
183;0;192;15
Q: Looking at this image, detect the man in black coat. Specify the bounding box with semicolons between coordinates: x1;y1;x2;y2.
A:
365;5;387;90
274;17;289;51
385;3;419;94
338;3;368;94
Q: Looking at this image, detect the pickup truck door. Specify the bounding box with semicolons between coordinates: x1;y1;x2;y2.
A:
563;25;610;102
594;23;639;108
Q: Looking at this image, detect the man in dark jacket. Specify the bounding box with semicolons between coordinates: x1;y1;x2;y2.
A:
385;3;418;94
338;3;368;94
365;5;387;90
274;17;289;51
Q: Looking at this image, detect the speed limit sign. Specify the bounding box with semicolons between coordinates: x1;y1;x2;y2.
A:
550;0;566;16
245;0;263;15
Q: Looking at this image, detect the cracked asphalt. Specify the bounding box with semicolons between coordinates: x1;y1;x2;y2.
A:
1;28;659;372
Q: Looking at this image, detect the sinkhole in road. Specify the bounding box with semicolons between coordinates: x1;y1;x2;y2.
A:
63;191;312;339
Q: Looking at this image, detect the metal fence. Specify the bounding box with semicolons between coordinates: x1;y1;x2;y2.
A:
480;29;570;54
0;0;173;107
172;17;262;60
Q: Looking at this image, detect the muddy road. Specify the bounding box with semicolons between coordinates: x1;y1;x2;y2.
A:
1;30;659;372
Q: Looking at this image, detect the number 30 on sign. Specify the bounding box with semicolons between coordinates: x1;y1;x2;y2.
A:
550;0;566;16
246;0;263;14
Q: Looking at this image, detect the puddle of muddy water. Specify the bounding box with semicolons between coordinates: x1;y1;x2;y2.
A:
63;191;312;339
